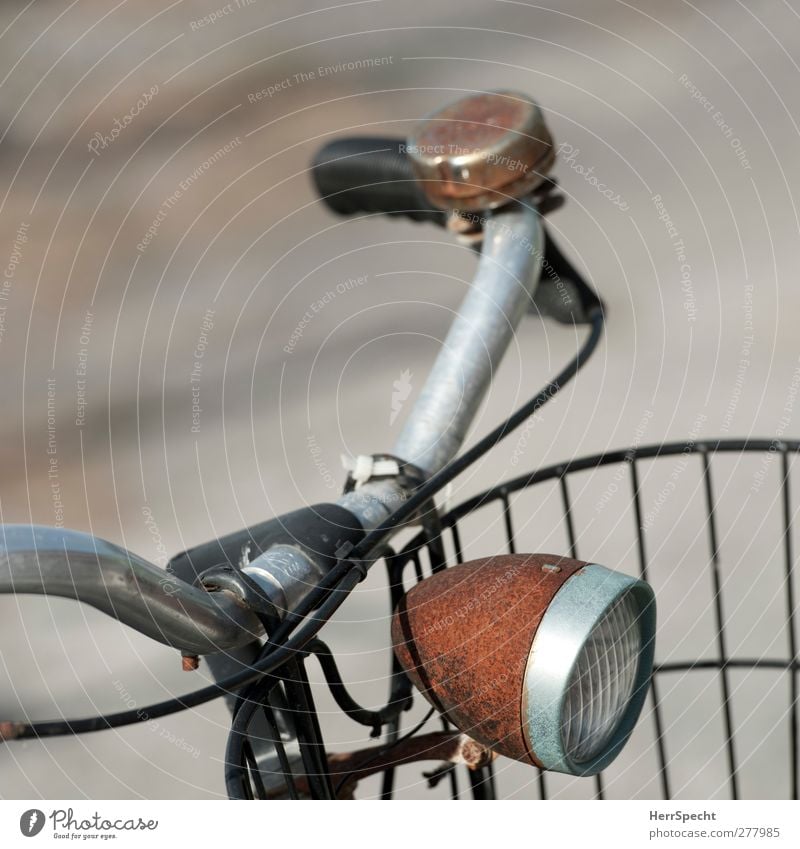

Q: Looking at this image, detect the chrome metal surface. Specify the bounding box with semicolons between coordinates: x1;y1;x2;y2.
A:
0;525;262;654
241;479;407;617
522;563;656;776
242;544;322;616
336;479;407;531
393;204;543;475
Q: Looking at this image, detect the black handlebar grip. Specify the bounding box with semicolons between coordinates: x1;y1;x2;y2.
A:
311;137;445;225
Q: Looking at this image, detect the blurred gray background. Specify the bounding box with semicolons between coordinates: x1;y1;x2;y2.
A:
1;0;799;799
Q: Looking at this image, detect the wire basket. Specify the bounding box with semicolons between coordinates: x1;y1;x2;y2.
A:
245;439;800;801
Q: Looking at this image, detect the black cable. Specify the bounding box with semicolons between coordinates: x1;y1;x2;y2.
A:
225;672;277;800
228;306;604;667
10;569;362;739
9;309;603;741
243;742;266;800
308;639;409;737
225;305;605;662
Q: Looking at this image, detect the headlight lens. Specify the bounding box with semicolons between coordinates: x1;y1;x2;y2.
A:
562;589;642;763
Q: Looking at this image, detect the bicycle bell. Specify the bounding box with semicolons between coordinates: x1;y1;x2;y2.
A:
405;90;555;212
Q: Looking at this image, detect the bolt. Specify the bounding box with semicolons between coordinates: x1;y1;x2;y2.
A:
0;721;25;742
181;654;200;672
460;736;494;769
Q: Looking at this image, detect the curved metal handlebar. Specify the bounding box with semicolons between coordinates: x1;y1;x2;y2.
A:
0;525;263;655
0;209;545;655
393;203;543;475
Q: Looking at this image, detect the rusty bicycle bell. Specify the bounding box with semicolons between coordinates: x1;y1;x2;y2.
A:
405;90;555;212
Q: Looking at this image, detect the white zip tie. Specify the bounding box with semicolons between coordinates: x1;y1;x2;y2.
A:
341;454;401;489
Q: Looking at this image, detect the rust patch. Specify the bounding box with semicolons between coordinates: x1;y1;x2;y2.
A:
264;730;492;799
181;654;200;672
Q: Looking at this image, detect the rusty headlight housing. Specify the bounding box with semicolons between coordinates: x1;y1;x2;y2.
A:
391;554;656;777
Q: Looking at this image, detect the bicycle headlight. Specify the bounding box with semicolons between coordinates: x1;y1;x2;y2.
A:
391;554;655;776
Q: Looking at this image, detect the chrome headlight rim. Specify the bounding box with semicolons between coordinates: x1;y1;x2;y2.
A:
522;563;656;777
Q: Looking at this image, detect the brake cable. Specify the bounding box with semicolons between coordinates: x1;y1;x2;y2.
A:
2;307;603;742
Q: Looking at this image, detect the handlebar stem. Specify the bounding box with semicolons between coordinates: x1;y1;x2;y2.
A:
240;478;405;616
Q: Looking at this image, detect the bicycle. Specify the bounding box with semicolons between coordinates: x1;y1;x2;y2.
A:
0;91;795;801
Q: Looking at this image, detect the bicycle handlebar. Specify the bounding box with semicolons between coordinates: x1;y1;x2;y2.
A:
0;205;546;649
0;94;595;661
0;525;262;654
393;204;543;474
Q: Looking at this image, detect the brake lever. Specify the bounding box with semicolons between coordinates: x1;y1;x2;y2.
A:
532;224;605;325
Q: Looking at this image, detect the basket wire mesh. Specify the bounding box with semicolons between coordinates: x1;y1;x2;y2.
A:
254;439;800;800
